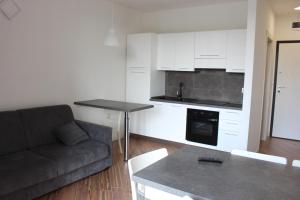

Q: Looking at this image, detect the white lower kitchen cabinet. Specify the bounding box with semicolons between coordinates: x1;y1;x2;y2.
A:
130;102;186;143
218;130;243;152
130;102;246;152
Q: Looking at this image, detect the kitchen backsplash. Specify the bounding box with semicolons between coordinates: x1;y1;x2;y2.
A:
165;69;244;104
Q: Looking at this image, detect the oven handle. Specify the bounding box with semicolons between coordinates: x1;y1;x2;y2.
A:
207;119;218;122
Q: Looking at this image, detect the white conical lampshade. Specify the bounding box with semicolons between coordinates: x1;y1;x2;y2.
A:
104;28;119;47
104;1;119;47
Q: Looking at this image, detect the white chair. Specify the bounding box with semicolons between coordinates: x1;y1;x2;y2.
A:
128;148;183;200
231;149;287;165
292;160;300;167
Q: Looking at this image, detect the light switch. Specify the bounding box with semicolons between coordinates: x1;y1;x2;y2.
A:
0;0;21;20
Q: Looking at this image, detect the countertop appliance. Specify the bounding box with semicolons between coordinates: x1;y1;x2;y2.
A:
186;109;219;146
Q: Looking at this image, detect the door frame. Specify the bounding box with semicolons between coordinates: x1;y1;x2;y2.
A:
270;40;300;137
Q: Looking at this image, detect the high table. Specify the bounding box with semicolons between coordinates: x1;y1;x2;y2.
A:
133;146;300;200
74;99;153;161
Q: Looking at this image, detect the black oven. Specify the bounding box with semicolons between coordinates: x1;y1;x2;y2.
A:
186;109;219;146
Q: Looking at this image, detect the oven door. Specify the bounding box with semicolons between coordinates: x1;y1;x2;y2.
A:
186;110;219;146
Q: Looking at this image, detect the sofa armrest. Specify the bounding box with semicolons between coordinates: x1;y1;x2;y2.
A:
75;120;112;150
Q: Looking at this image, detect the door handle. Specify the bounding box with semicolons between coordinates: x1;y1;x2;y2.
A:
277;86;286;93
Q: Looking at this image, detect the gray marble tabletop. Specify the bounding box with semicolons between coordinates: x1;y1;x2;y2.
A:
74;99;153;112
133;146;300;200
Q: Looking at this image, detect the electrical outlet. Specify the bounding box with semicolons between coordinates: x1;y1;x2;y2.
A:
106;113;111;119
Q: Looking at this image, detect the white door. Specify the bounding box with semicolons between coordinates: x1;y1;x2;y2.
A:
273;42;300;141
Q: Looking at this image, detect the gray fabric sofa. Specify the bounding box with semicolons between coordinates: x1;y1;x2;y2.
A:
0;105;112;200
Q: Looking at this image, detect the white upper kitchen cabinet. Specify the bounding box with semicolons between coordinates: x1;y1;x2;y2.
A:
126;68;150;103
195;31;227;59
226;29;247;73
127;33;153;68
157;32;195;71
174;32;195;71
126;33;165;105
194;31;227;69
157;33;176;71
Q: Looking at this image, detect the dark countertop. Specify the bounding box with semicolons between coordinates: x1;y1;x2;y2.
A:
74;99;154;112
150;96;242;110
133;146;300;200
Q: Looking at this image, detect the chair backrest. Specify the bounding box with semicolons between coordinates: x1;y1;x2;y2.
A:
128;148;168;200
292;160;300;167
231;149;287;165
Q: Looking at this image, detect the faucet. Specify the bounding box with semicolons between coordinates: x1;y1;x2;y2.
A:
177;82;184;100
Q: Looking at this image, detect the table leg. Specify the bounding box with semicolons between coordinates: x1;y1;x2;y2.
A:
124;112;129;161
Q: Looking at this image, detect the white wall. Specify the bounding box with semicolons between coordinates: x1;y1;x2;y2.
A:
243;0;275;151
0;0;142;140
275;14;300;40
142;1;248;33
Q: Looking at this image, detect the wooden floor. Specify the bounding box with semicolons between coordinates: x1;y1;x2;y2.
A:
259;137;300;165
38;135;299;200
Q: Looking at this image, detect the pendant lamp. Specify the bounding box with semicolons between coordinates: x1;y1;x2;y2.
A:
104;0;119;47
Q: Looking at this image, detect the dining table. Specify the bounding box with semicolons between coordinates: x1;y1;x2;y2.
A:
74;99;153;161
133;146;300;200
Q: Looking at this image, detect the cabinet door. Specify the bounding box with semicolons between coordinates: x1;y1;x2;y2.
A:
226;29;246;73
143;103;187;143
166;104;187;142
157;34;175;70
127;34;151;68
174;33;195;71
126;68;150;104
195;31;227;59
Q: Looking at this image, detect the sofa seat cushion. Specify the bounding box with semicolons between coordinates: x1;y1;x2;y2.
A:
0;151;58;196
31;140;109;175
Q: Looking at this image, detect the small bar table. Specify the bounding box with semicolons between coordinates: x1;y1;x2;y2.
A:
74;99;153;161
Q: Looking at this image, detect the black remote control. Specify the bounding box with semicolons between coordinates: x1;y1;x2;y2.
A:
198;157;223;164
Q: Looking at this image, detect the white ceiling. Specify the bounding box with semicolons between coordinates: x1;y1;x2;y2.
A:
114;0;247;12
269;0;300;15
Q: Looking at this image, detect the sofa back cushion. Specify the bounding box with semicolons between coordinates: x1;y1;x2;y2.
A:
18;105;74;148
0;111;28;156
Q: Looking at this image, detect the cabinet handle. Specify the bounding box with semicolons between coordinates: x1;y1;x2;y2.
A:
130;71;145;74
225;111;239;114
199;55;220;56
128;67;145;69
226;122;239;125
177;67;191;70
224;132;238;136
